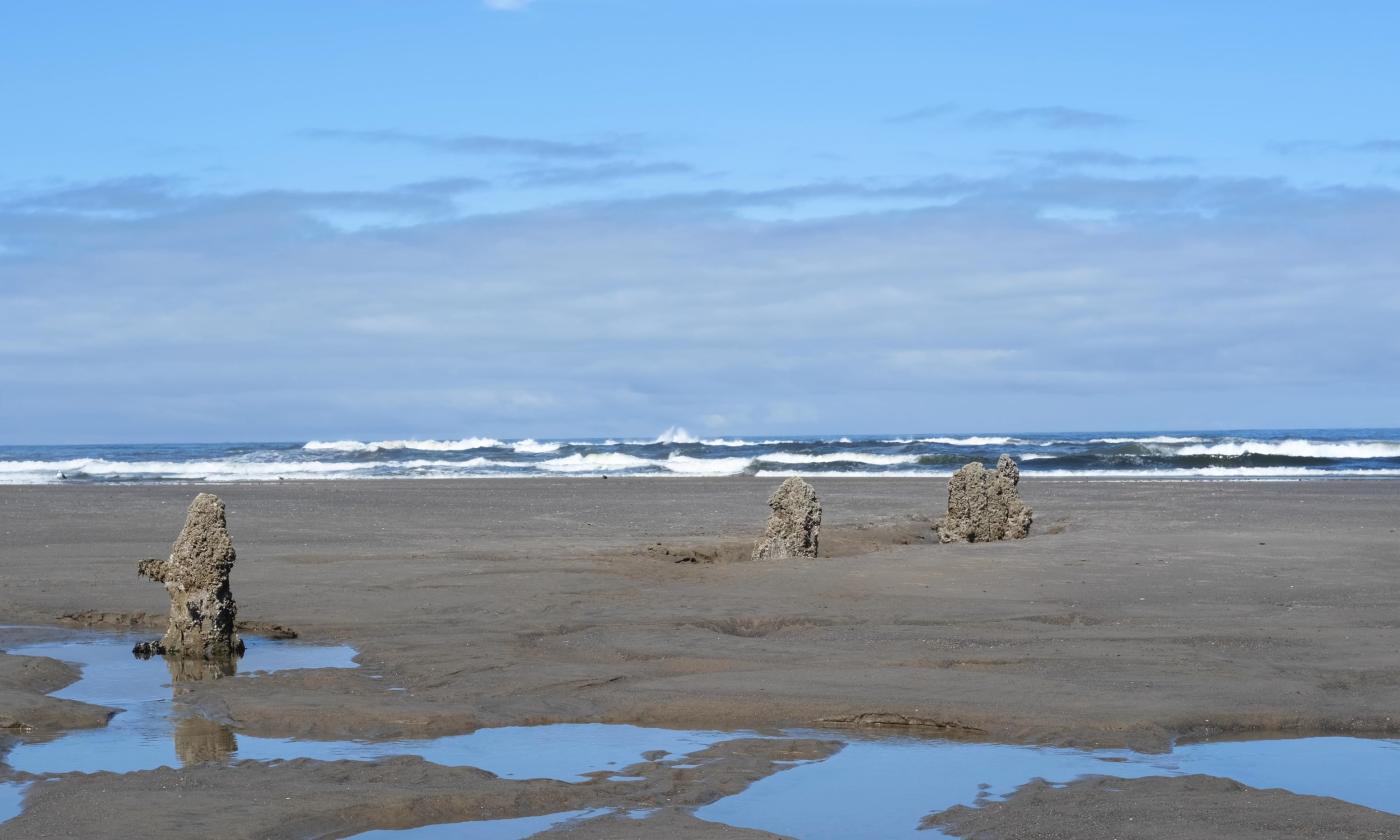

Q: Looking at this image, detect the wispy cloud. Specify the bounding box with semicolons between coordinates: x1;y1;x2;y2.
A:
996;149;1193;169
515;161;695;186
889;103;1132;131
1354;138;1400;154
304;129;623;160
1272;138;1400;156
967;106;1132;130
885;103;959;124
483;0;533;10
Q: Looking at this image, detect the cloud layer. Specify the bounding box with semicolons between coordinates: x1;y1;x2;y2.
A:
3;161;1398;441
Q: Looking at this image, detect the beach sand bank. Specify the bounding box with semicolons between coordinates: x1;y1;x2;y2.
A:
2;477;1398;836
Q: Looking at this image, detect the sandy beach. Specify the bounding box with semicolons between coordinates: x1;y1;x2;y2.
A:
2;477;1399;836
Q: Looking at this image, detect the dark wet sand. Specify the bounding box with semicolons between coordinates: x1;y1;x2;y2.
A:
2;477;1399;837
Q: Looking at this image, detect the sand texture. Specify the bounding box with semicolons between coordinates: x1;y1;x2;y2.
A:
2;477;1399;836
925;774;1400;839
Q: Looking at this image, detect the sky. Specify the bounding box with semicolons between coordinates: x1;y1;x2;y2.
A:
2;0;1398;443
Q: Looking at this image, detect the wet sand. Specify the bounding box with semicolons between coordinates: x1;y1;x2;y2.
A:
2;477;1399;836
926;774;1400;839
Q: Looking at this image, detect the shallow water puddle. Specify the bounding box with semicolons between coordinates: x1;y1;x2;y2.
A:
0;783;25;825
354;808;613;839
1;631;734;780
362;735;1400;839
5;631;358;774
695;735;1400;839
6;631;1400;838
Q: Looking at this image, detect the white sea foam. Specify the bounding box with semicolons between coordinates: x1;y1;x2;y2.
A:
1035;466;1400;478
754;470;938;478
662;454;753;475
0;459;95;474
0;457;527;484
1018;453;1056;461
756;452;920;466
511;439;562;454
755;465;1400;480
1091;436;1207;444
0;458;378;482
654;426;699;444
304;438;504;453
538;453;658;473
916;436;1021;446
1175;440;1400;459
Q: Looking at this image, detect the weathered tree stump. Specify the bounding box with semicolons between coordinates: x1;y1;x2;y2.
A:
937;454;1033;543
752;477;822;560
135;493;244;659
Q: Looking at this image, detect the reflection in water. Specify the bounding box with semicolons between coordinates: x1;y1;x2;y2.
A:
161;653;240;766
2;631;357;775
174;714;239;767
353;809;614;839
8;630;1400;840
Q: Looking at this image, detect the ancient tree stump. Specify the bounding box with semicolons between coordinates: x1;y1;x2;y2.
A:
937;454;1033;543
752;477;822;560
135;493;244;659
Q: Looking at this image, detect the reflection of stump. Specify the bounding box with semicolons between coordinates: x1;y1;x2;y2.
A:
136;493;244;659
161;644;239;766
937;454;1033;543
752;477;821;560
174;714;238;766
164;654;238;683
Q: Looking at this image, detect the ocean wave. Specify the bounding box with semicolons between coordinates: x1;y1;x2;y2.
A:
662;454;754;475
1090;436;1206;444
1174;440;1400;459
0;459;96;474
754;469;936;478
511;439;562;454
537;453;658;472
0;457;527;483
915;436;1021;446
1034;466;1400;478
304;438;504;453
756;452;921;466
654;426;699;444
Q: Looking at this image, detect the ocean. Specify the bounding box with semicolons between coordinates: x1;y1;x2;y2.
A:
2;427;1398;485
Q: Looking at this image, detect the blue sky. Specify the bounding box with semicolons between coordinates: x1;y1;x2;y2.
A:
2;1;1398;442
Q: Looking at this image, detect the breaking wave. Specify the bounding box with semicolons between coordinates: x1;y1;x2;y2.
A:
538;453;658;473
913;436;1021;446
1174;440;1400;459
511;439;562;454
755;452;921;466
1091;436;1206;444
6;429;1398;484
304;438;504;453
654;426;700;444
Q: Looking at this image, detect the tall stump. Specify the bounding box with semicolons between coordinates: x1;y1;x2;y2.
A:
136;493;244;659
752;477;822;560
